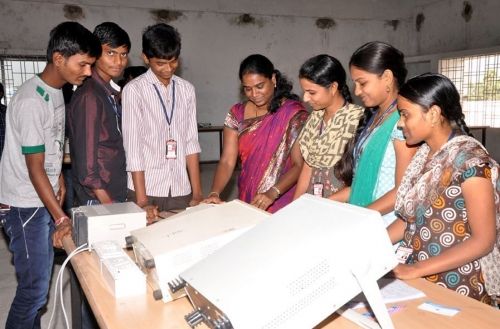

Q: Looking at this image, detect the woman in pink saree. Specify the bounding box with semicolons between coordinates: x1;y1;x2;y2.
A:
203;54;308;212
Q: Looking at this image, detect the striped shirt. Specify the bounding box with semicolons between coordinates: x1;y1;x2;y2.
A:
122;69;201;197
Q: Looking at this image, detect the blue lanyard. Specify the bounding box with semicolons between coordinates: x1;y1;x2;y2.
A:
153;80;176;126
354;99;397;161
107;95;122;135
107;95;121;118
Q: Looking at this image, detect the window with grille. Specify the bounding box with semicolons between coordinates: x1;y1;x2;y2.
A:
0;56;46;105
439;53;500;127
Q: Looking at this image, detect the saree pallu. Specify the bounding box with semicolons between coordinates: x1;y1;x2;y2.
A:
224;99;308;213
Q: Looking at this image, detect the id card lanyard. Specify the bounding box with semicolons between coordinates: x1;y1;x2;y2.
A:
314;117;325;197
354;99;397;162
107;95;122;135
313;177;324;197
395;221;417;264
153;80;177;159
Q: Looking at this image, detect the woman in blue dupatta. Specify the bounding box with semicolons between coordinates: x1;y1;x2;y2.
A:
330;42;417;226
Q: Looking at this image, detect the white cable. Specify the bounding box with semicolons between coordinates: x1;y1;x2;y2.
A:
55;243;90;329
48;243;88;329
59;244;90;327
21;207;39;228
48;243;89;329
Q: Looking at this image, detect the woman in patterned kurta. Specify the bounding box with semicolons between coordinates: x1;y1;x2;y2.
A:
388;73;499;304
294;55;364;199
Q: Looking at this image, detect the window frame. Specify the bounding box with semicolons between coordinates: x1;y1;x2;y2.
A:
406;45;500;129
0;54;47;105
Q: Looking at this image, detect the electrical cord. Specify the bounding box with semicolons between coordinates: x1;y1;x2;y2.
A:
48;242;89;329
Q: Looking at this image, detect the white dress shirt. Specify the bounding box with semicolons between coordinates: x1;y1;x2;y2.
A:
122;69;201;197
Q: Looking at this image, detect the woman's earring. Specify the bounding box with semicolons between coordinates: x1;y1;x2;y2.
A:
386;85;391;93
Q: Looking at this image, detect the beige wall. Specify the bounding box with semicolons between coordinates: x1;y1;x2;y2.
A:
1;0;499;160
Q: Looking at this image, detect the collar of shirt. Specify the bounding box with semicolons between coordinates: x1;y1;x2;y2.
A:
91;69;119;97
144;68;177;88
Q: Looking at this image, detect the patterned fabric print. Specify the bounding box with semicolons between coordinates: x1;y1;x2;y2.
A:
223;100;308;213
402;165;491;303
396;135;499;303
257;110;310;196
298;103;363;169
306;167;344;197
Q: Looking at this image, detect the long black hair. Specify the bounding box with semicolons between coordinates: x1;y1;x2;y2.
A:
239;54;299;113
299;54;352;103
335;41;407;186
399;73;471;136
349;41;407;89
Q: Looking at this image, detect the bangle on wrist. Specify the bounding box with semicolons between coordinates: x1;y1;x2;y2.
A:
270;186;281;198
208;191;220;198
55;216;70;226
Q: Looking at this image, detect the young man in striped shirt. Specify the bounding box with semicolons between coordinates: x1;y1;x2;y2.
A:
122;23;202;218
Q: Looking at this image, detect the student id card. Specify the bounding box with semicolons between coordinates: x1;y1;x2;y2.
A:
166;139;177;159
313;182;324;197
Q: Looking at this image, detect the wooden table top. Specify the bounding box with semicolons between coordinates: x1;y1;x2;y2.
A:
64;238;500;329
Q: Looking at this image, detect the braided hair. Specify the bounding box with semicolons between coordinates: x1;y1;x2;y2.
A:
399;73;472;136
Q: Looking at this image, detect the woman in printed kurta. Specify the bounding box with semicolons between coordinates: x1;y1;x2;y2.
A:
294;55;364;199
388;73;499;304
203;54;308;213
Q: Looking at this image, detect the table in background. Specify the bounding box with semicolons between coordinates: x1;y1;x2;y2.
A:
63;237;500;329
198;125;224;164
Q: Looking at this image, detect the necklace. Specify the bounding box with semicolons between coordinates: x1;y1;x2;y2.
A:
369;99;397;131
353;99;397;161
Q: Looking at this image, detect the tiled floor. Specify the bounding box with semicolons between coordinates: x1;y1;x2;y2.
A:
0;163;238;328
